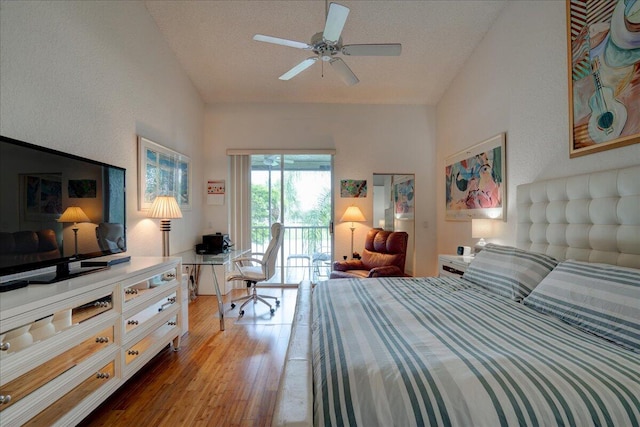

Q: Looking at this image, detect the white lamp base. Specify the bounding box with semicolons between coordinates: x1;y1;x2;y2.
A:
474;238;487;254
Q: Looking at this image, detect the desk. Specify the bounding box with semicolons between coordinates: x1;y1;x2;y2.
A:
175;249;248;331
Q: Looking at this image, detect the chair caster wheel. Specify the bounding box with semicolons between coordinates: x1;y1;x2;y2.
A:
276;300;280;306
239;310;244;317
270;308;275;315
231;303;236;309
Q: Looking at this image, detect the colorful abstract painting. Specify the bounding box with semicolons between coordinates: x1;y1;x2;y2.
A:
445;133;506;221
394;177;414;219
568;0;640;157
340;179;367;198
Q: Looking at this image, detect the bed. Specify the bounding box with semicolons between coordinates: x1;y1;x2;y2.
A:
273;165;640;427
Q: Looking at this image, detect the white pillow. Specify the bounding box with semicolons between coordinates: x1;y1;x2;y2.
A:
463;244;558;301
523;260;640;352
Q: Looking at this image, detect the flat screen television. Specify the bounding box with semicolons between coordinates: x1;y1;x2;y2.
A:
0;135;126;287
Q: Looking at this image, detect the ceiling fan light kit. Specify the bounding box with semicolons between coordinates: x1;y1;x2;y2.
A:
253;2;401;86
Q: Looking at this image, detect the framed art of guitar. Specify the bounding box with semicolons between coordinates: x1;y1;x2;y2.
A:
567;0;640;158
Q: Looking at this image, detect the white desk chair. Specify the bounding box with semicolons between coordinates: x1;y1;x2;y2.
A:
226;223;284;317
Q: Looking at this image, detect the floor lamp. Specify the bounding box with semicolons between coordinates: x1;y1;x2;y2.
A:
58;206;90;257
340;205;366;258
148;195;183;257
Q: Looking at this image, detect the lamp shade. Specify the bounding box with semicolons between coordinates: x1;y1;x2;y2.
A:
472;218;495;238
340;206;366;223
147;196;183;219
58;206;90;223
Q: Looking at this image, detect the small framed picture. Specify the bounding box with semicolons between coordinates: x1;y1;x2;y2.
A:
138;136;191;211
340;179;367;198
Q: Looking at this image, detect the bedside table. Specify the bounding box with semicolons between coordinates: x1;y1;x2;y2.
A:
438;254;473;277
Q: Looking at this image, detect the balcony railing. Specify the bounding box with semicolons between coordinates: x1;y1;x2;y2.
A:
251;225;331;283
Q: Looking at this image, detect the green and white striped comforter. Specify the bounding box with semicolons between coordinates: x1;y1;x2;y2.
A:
312;276;640;427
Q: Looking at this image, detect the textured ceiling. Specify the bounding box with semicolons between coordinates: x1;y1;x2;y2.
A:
144;0;507;105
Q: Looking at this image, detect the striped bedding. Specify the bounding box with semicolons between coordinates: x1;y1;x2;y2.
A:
312;276;640;427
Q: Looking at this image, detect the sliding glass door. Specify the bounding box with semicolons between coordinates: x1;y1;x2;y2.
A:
250;154;333;285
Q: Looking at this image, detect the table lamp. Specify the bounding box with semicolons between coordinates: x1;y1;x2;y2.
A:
472;218;495;253
147;195;183;256
340;205;366;258
58;206;90;257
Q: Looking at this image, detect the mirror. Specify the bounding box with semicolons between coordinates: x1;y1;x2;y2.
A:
372;174;415;275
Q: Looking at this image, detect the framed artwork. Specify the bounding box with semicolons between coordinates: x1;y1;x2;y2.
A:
68;179;97;198
393;176;414;220
138;136;191;211
567;0;640;158
21;173;63;221
207;179;225;206
340;179;367;198
445;133;506;221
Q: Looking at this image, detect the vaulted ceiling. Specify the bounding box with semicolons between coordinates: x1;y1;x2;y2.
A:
145;0;507;105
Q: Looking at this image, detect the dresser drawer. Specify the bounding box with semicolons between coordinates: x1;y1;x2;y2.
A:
438;255;472;278
0;325;114;412
124;292;177;335
22;360;116;427
124;316;178;366
122;267;178;306
0;292;113;360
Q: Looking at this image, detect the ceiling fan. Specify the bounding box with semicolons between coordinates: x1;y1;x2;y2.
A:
253;2;402;86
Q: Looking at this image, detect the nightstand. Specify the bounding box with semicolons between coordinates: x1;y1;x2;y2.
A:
438;254;473;277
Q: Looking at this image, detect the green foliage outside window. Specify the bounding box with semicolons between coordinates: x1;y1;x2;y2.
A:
251;170;331;252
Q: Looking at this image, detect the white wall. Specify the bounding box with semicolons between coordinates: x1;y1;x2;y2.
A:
436;0;640;255
204;103;438;276
0;0;205;256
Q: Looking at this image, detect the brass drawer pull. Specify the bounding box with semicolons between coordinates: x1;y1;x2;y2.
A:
96;372;110;379
128;350;139;356
125;288;139;295
95;337;110;343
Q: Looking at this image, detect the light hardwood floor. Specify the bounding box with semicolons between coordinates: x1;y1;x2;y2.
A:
79;287;297;427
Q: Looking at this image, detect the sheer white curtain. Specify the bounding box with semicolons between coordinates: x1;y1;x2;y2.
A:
228;155;251;253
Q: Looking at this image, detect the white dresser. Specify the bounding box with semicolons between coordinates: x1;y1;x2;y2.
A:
0;257;184;426
437;254;473;277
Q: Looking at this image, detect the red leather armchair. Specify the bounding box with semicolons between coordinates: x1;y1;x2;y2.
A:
330;228;409;279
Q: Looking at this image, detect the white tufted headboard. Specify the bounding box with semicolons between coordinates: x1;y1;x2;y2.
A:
516;165;640;269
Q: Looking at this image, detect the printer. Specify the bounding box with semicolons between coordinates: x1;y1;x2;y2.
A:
196;233;232;254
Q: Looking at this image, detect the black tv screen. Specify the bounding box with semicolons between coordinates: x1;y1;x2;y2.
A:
0;135;126;283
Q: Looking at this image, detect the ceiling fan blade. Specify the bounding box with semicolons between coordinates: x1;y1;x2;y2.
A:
342;43;402;56
323;3;349;44
253;34;311;50
279;57;318;80
330;58;359;86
